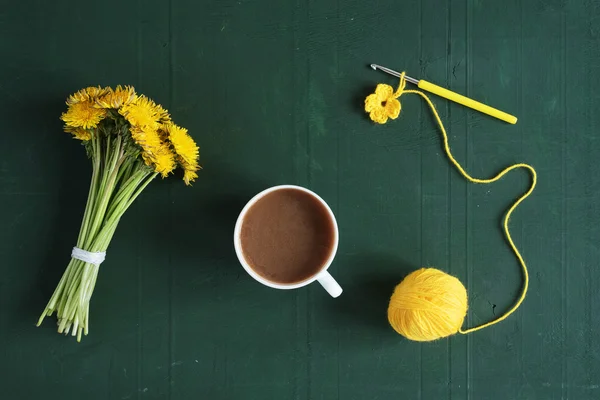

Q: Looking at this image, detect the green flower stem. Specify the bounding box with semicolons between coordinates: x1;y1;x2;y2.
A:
43;259;72;313
114;156;135;191
85;135;124;249
65;171;158;338
76;131;101;248
105;168;148;220
39;132;106;326
37;133;104;325
37;133;158;341
124;172;158;210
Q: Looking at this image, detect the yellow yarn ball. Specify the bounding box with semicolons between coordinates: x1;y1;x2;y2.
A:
388;268;468;341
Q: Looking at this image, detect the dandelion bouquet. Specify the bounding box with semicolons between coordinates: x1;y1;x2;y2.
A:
37;86;200;341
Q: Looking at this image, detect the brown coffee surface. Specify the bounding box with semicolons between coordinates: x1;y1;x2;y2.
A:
240;188;335;284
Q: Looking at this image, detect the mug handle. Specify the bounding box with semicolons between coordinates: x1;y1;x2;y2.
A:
317;271;343;298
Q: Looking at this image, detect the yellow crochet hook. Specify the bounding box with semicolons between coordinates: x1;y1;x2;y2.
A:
370;64;517;124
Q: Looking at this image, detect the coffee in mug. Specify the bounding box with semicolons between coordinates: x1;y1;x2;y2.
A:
234;185;342;297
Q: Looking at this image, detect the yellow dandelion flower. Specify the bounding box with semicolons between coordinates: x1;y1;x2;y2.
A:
130;125;163;154
64;126;92;141
164;123;200;185
364;84;401;124
61;101;107;129
130;125;177;177
183;169;198;185
138;136;176;177
141;151;155;168
155;102;171;124
151;144;177;177
164;123;198;165
66;86;111;105
119;95;166;130
95;85;137;109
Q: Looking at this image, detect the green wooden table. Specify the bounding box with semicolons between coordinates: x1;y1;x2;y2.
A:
1;0;599;398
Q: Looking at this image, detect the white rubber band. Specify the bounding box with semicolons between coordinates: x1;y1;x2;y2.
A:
71;247;106;265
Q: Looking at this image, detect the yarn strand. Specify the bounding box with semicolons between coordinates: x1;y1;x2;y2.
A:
393;74;537;334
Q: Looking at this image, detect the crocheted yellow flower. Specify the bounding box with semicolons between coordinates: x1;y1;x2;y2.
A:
364;84;401;124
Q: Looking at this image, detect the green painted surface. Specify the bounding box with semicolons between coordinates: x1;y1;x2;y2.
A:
1;0;599;399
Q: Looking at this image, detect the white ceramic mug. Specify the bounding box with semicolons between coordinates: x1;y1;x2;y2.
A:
233;185;342;297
